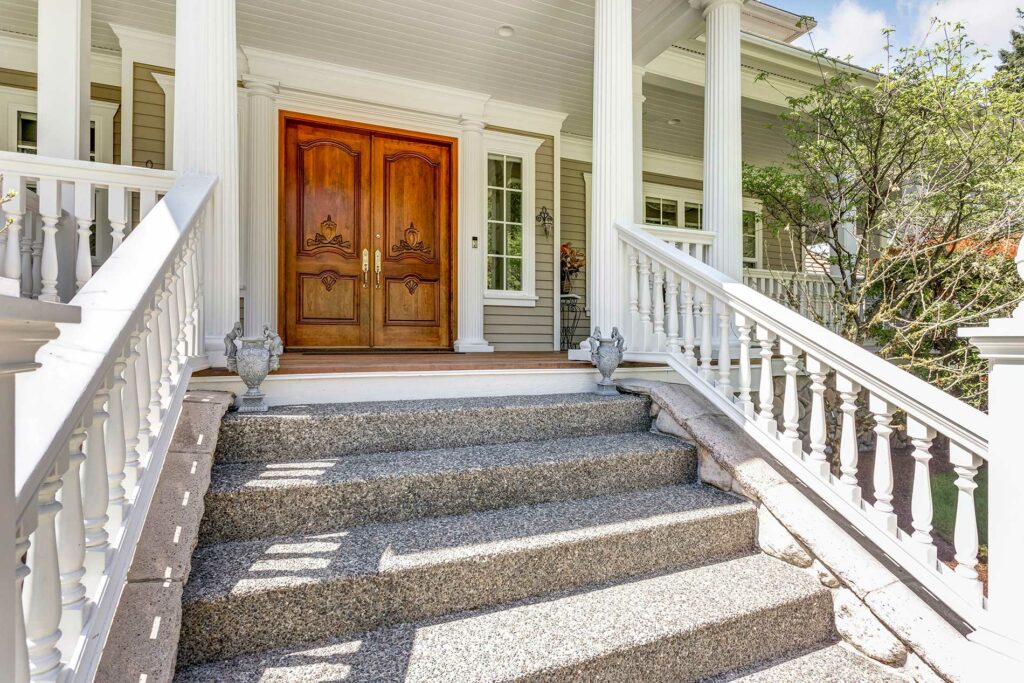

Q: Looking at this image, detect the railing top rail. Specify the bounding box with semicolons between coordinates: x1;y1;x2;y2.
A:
0;150;176;191
617;222;989;456
743;267;834;283
639;223;716;245
14;173;216;518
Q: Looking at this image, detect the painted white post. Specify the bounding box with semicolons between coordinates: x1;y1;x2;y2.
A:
695;0;744;280
633;66;646;224
589;0;634;337
175;0;241;365
0;297;76;678
36;0;91;161
454;116;493;352
242;75;280;337
960;316;1024;652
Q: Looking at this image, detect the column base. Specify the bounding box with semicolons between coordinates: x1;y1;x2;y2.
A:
453;339;494;353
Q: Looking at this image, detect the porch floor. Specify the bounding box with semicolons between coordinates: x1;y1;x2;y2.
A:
194;351;660;376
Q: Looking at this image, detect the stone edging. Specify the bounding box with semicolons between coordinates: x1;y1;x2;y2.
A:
617;378;1011;683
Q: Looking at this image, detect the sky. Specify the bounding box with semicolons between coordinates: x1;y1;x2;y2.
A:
781;0;1022;72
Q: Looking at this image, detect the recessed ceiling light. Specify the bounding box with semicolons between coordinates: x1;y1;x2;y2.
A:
497;25;515;38
667;118;681;125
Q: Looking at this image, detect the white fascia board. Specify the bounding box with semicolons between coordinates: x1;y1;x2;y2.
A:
561;134;703;181
0;32;121;87
109;23;175;70
484;100;567;137
242;45;490;120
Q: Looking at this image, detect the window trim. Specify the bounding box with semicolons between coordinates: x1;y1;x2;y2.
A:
482;129;542;307
1;84;117;163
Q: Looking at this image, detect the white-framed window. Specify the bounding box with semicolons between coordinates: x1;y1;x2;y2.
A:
483;130;542;307
1;84;117;163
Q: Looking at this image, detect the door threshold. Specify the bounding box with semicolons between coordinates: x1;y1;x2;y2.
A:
291;348;456;355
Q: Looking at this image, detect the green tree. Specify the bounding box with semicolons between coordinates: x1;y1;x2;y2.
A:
744;23;1024;408
997;8;1024;90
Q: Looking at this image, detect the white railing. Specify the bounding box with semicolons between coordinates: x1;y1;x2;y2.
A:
10;164;215;682
616;221;1011;649
1;152;176;303
743;268;840;332
641;224;714;262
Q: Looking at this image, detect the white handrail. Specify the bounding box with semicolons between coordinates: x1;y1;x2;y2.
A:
12;171;215;682
616;220;995;642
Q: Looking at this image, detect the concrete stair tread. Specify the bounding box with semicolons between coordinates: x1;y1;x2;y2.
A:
185;484;752;603
175;553;833;682
711;643;908;682
208;432;689;494
214;392;651;463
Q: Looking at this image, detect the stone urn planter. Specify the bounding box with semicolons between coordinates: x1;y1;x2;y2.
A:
225;323;284;413
587;327;626;395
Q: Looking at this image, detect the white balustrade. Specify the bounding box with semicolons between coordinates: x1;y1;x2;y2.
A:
616;220;1001;647
11;171;214;681
0;152;175;302
744;268;840;332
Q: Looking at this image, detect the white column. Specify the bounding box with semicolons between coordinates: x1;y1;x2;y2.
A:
697;0;744;280
175;0;241;365
242;75;280;337
589;0;634;337
633;66;646;224
453;116;494;353
36;0;91;161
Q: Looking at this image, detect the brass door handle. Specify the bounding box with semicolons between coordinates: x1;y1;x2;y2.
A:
361;249;369;288
374;249;382;289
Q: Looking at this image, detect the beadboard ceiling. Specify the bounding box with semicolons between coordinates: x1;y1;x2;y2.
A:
0;0;800;143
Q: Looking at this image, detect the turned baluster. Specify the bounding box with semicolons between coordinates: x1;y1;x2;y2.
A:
157;283;174;409
698;289;713;382
146;303;165;438
665;271;680;354
23;467;64;682
681;280;696;367
55;426;88;655
174;252;190;367
73;182;94;291
778;340;802;455
907;415;937;561
107;184;129;252
716;299;732;397
949;442;983;598
651;262;666;351
82;384;111;594
21;210;35;298
637;253;652;351
734;313;753;416
139;189;158;219
868;394;898;534
755;325;777;435
105;360;129;539
188;229;204;352
15;525;31;683
37;179;61;303
627;247;639;344
2;173;25;283
164;272;181;383
31;212;43;297
122;332;143;497
836;373;862;504
806;356;829;477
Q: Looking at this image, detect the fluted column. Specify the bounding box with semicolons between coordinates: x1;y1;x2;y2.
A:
453;116;493;353
242;75;280;337
633;67;646;224
697;0;744;280
175;0;240;365
589;0;634;336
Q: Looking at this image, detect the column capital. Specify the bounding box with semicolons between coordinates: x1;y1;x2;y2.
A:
242;74;280;96
690;0;745;17
459;115;486;132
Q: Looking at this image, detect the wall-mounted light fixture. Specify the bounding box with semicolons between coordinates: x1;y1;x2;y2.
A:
536;206;553;237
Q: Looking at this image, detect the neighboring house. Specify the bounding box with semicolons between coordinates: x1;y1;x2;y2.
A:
1;2;1020;683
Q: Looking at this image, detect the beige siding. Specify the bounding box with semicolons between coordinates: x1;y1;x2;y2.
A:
482;131;556;351
132;63;171;169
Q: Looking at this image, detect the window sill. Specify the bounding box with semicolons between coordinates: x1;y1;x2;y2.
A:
484;293;539;307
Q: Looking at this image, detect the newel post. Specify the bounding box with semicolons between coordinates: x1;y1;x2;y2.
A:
0;296;80;676
960;316;1024;651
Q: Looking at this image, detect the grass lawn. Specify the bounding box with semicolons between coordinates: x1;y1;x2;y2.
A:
931;467;988;560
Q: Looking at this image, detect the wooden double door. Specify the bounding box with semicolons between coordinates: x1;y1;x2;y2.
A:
281;115;454;349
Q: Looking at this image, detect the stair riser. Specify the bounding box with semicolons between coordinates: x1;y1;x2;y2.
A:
214;397;652;464
533;594;835;683
199;449;696;545
180;507;756;665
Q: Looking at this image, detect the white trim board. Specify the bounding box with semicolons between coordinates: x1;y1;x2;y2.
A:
562;134;704;180
188;365;678;406
0;31;121;86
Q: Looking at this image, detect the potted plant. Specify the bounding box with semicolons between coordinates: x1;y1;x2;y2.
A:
560;242;585;294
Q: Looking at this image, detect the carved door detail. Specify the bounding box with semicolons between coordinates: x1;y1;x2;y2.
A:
282;116;453;349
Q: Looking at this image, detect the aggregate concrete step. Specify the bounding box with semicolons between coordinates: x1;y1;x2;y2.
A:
179;484;755;665
174;552;833;683
199;432;696;545
711;643;908;682
214;392;652;464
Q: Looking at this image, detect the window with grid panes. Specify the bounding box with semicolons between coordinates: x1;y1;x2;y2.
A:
486;153;524;292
